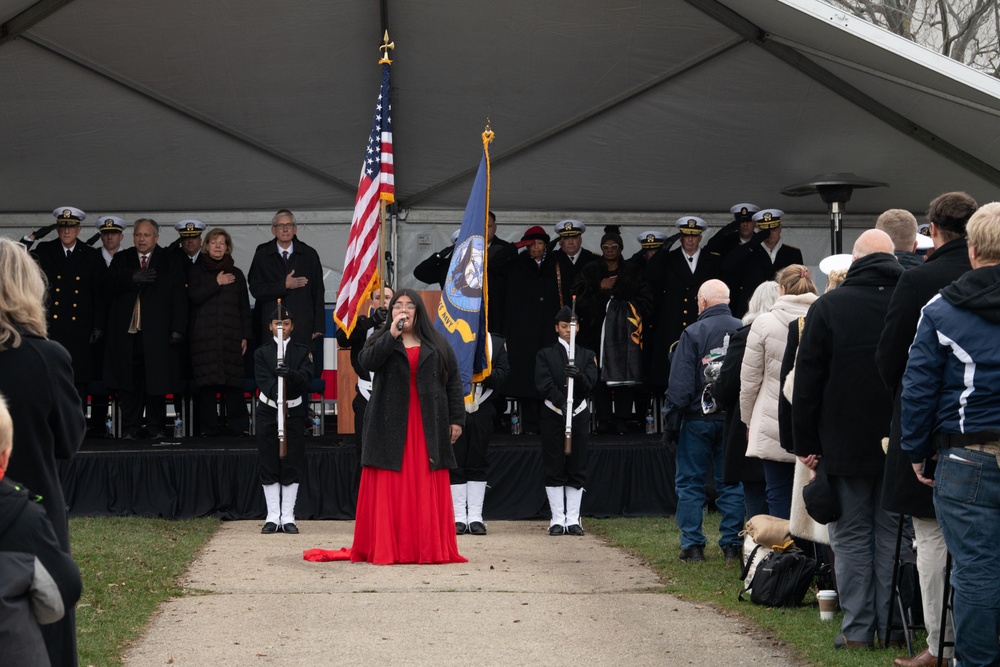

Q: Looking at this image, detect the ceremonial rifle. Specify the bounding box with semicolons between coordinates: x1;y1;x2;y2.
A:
564;296;578;455
276;298;288;459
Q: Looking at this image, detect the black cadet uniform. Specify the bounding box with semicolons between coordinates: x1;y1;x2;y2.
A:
535;309;598;536
255;335;314;488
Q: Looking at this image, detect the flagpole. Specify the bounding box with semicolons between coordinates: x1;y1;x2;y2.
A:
378;31;394;294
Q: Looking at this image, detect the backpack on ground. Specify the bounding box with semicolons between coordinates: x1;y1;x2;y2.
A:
739;543;817;607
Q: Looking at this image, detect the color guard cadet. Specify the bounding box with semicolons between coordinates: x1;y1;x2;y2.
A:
550;219;599;308
646;216;722;392
29;207;106;412
535;307;598;536
722;208;804;318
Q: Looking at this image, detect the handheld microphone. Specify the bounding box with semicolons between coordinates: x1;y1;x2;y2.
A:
396;317;406;332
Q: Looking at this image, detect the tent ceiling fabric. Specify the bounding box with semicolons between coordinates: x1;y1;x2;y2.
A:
1;0;998;216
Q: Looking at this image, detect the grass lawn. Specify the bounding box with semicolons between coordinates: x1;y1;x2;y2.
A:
71;516;220;666
589;515;924;667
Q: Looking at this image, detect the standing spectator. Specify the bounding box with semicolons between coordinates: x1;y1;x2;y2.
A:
28;206;106;412
103;219;188;439
0;238;85;665
536;307;599;536
89;216;128;436
573;225;652;433
713;281;779;523
452;333;509;535
723;209;804;318
647;216;722;393
663;279;744;562
739;265;818;519
550;219;599;308
499;226;560;434
900;201;1000;667
188;228;253;436
878;191;977;667
793;229;904;649
876;208;924;269
168;220;206;431
248;209;325;348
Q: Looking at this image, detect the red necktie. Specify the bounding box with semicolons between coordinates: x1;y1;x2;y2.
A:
140;255;148;269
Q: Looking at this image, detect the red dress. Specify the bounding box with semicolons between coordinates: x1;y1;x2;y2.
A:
309;346;466;565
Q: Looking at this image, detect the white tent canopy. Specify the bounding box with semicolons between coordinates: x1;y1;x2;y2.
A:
2;0;999;218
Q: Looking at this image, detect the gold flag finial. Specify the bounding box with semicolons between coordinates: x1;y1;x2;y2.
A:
379;30;394;64
483;116;495;145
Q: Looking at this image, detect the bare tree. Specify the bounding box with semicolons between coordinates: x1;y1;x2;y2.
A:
828;0;1000;77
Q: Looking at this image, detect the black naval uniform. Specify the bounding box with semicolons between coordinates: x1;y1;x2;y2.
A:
452;334;510;485
254;337;314;485
535;340;598;487
30;239;106;407
722;238;803;318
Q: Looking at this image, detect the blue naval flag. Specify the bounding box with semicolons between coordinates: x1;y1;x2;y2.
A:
435;131;494;402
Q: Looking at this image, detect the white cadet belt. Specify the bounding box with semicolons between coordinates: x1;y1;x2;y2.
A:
357;377;373;401
258;395;303;409
544;399;588;417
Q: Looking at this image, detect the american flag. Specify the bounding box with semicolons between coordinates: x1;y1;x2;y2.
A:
334;62;394;338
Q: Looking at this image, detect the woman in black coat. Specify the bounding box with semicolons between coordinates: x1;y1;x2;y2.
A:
0;237;85;666
347;288;466;564
188;228;253;435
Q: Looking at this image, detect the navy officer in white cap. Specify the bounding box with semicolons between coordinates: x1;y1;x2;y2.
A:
550;219;599;307
705;203;761;259
28;206;106;411
721;208;803;318
95;216;128;267
19;205;86;251
170;219;206;265
645;216;722;393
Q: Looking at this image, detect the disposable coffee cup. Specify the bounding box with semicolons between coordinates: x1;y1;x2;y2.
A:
817;590;838;621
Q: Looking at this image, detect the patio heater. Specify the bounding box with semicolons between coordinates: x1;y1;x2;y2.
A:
781;173;888;254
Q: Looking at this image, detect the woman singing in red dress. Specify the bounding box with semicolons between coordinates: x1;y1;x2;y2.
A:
340;288;467;564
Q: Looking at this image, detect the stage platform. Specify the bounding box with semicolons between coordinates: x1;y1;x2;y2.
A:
58;433;677;521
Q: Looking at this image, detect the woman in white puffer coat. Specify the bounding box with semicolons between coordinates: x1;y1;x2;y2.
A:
739;265;818;519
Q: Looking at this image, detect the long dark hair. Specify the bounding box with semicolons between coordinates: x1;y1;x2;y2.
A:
369;288;453;378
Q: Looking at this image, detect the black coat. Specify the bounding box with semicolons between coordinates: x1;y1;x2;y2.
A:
254;338;313;403
248;239;325;345
31;240;106;383
792;253;903;476
0;335;85;552
713;325;766;485
551;247;600;307
103;245;188;393
646;247;722;387
534;341;599;411
498;251;560;398
571;258;652;354
723;240;804;318
876;238;971;517
0;477;82;667
188;257;253;388
359;330;465;472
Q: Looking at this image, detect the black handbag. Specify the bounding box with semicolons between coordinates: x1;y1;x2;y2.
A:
739;545;817;607
802;461;841;525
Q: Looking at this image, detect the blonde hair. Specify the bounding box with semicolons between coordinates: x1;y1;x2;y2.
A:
202;228;233;255
775;264;818;296
875;209;918;251
0;392;11;453
966;202;1000;263
0;238;48;351
826;269;848;292
743;281;779;325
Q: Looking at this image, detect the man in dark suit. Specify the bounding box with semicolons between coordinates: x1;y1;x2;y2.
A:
646;216;722;392
103;218;188;439
722;208;804;318
876;191;977;667
705;203;761;259
248;209;325;349
29;206;106;411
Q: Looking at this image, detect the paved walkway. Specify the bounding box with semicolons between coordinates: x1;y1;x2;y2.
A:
124;520;795;666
